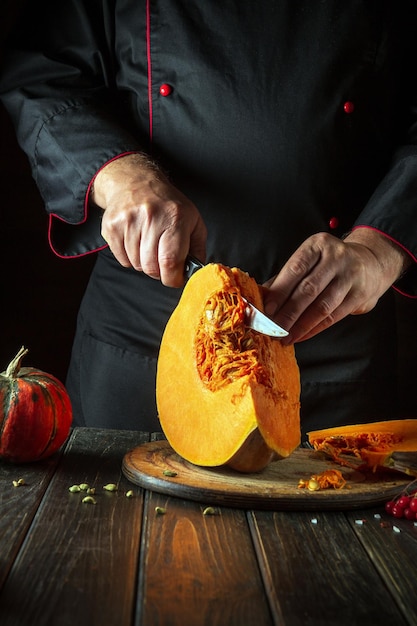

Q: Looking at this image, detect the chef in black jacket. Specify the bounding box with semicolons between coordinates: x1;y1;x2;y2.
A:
1;1;416;438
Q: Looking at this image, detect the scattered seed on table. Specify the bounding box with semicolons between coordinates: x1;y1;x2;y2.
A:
82;496;97;505
12;478;25;487
69;485;81;493
125;490;134;498
103;483;118;492
155;506;166;515
203;507;217;516
79;483;90;491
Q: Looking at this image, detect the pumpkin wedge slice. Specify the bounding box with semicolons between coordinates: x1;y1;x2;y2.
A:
156;263;301;472
308;419;417;471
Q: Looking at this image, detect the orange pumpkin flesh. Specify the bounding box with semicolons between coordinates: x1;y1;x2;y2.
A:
156;263;301;472
308;419;417;470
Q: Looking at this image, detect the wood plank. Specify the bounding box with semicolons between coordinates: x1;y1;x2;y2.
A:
122;440;410;510
0;447;62;590
346;507;417;625
137;491;273;626
0;428;148;626
248;509;407;626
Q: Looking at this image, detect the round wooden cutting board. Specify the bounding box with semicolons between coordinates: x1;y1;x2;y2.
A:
122;440;411;511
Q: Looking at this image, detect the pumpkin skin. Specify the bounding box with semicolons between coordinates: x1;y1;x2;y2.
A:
308;419;417;470
0;347;73;463
156;263;301;472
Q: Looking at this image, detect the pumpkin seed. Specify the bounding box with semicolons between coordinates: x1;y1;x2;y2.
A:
125;490;134;498
87;487;96;495
79;483;90;491
242;337;254;349
203;506;217;516
69;485;81;493
163;470;177;477
82;496;97;504
103;483;118;492
155;506;166;515
307;478;320;492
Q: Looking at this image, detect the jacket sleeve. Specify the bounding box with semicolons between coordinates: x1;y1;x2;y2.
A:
0;0;145;257
352;95;417;297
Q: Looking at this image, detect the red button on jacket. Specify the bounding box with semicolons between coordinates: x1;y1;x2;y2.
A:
159;84;173;96
343;101;355;114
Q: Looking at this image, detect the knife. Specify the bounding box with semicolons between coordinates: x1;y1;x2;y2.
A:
184;255;288;338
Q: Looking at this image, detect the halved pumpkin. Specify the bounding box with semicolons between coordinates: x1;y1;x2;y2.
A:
156;263;301;472
308;419;417;470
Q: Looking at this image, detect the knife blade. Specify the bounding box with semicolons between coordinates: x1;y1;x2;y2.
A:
184;255;288;338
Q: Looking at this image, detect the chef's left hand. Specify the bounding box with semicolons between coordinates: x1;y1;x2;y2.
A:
262;229;412;344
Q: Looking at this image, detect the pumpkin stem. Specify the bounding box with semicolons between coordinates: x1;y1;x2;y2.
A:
5;346;29;378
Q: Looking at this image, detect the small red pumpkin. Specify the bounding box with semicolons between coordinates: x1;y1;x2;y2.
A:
0;347;73;463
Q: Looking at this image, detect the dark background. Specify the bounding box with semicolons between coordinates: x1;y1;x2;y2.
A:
0;104;94;382
1;2;416;416
0;1;94;382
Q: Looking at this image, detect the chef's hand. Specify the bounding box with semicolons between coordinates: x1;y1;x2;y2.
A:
263;229;412;344
91;153;207;287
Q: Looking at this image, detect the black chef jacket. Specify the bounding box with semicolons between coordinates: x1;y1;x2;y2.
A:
1;1;417;436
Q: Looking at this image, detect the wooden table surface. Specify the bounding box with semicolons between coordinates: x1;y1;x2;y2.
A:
1;427;417;626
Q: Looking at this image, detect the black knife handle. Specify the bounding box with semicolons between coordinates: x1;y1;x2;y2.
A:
184;255;204;280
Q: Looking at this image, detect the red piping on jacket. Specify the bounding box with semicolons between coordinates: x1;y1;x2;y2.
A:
48;151;139;259
146;0;153;143
47;217;107;260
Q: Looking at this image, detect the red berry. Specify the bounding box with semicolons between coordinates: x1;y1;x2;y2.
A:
404;507;415;520
385;500;395;514
392;504;405;518
397;495;411;508
409;497;417;512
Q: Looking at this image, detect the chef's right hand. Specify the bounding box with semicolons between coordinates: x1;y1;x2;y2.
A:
91;153;207;287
